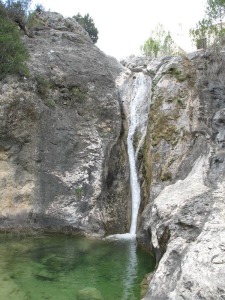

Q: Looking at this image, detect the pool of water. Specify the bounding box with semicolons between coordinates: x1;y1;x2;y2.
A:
0;234;155;300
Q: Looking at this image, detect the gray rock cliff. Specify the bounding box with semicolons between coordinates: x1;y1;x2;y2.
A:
132;52;225;299
0;11;129;236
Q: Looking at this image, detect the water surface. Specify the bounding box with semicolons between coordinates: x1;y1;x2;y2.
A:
0;234;155;300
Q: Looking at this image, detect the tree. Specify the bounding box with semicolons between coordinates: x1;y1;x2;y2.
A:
141;37;160;58
190;0;225;47
141;23;176;58
73;13;98;44
207;0;225;29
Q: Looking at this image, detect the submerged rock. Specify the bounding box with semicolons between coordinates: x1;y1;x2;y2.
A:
77;287;103;300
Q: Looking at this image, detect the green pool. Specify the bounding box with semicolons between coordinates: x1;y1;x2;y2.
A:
0;234;155;300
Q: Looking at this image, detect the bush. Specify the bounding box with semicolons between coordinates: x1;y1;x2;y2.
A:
4;0;31;25
36;75;52;97
0;15;29;80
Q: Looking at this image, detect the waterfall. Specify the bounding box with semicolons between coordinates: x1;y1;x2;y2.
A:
127;73;152;236
127;112;140;235
106;72;151;240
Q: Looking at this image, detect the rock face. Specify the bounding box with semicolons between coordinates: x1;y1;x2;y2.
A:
134;51;225;299
0;11;130;236
1;9;225;300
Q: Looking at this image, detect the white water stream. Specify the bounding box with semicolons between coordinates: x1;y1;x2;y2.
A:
107;72;151;239
105;72;151;300
106;72;152;299
127;73;152;235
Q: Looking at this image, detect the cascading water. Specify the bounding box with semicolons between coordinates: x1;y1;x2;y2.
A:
105;73;152;300
106;72;151;240
103;71;152;300
127;73;152;236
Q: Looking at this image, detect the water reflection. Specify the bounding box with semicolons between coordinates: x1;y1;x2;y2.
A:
122;239;138;300
106;235;140;300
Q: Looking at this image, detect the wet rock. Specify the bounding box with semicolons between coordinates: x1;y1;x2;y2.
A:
77;287;103;300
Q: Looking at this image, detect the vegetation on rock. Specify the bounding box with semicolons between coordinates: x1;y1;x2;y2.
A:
73;13;99;44
0;11;29;79
0;0;35;79
3;0;32;34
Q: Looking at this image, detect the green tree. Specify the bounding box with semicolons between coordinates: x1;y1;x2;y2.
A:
141;37;160;58
207;0;225;29
73;13;98;44
141;23;176;58
0;11;29;79
190;0;225;47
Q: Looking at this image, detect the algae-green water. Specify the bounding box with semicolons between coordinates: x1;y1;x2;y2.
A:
0;234;155;300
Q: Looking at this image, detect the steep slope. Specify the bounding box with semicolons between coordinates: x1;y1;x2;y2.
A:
0;11;129;236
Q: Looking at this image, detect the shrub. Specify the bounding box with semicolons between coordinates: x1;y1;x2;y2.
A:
2;0;38;36
74;186;83;198
4;0;32;26
36;75;52;97
0;15;29;80
71;86;87;102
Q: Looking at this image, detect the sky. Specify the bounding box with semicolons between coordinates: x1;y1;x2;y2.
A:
31;0;207;60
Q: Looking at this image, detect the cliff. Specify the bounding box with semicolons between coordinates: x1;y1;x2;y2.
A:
0;11;130;236
132;52;225;299
0;10;225;300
